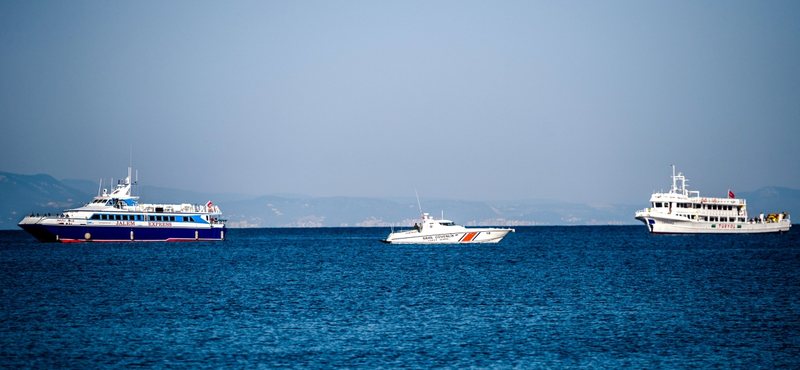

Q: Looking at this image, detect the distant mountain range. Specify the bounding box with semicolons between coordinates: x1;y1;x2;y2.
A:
2;171;798;229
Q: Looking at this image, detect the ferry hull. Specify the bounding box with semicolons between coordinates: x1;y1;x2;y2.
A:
382;229;513;244
18;223;225;242
635;215;790;234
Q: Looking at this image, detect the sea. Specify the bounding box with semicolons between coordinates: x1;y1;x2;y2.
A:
1;226;798;369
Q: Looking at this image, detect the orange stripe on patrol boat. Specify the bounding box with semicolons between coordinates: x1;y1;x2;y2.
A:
461;232;478;242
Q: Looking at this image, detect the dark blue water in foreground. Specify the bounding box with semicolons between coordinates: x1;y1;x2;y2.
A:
1;226;799;369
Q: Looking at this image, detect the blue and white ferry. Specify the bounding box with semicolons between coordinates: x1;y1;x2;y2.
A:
18;168;226;242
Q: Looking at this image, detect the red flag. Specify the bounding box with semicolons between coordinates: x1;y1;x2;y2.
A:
728;190;735;199
206;201;213;210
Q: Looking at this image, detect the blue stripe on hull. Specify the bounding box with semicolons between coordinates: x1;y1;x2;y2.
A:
20;224;225;242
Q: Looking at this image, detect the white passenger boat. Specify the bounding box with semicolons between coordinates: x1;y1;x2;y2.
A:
381;212;514;244
634;166;791;234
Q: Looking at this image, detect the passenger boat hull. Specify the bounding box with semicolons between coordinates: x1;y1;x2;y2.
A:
19;217;225;242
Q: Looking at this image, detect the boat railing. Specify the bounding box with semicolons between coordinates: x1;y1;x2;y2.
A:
136;203;217;214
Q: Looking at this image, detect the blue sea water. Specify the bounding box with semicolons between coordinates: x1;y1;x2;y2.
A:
1;226;799;369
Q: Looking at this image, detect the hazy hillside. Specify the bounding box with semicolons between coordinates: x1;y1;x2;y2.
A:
0;172;89;229
2;172;797;229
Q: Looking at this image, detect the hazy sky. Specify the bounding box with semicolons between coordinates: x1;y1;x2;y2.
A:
1;1;798;204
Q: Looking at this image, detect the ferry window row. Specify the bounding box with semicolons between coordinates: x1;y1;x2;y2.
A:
90;214;198;222
652;202;735;210
698;216;745;222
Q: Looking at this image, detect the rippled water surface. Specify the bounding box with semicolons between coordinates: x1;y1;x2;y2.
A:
1;226;799;368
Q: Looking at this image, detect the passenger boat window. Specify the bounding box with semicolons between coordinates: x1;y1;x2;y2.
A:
655;202;662;207
156;216;162;221
91;214;100;220
122;215;128;221
169;216;175;222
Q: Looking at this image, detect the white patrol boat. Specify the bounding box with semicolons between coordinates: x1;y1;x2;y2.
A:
18;167;226;242
634;166;791;234
381;211;514;244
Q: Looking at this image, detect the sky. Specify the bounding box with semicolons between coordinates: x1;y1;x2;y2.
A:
1;1;798;204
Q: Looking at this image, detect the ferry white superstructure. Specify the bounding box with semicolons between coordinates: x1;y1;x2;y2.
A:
634;166;790;234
